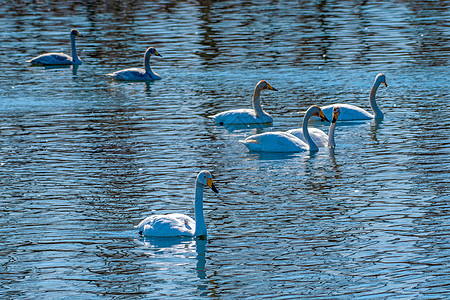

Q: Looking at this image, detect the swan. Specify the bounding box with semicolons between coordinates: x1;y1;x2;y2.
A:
27;29;83;66
320;73;387;121
135;170;219;238
240;105;329;152
210;80;277;125
287;106;341;148
107;47;162;81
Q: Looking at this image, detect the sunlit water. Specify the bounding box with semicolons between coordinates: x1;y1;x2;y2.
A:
1;1;449;299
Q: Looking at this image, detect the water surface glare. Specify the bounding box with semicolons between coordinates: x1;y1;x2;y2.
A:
1;1;449;299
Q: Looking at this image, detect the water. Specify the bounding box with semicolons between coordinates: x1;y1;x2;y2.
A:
1;1;449;298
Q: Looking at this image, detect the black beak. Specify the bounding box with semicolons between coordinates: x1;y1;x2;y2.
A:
210;183;219;193
320;115;330;122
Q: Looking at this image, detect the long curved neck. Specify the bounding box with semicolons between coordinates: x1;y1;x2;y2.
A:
302;109;319;151
70;35;78;62
144;53;160;79
144;52;152;74
328;121;337;148
194;182;207;237
369;78;383;119
252;86;265;118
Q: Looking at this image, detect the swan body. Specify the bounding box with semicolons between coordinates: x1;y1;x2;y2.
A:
241;131;309;153
288;106;341;148
136;170;218;238
27;29;83;65
108;47;162;81
210;80;277;125
320;73;387;121
287;127;328;147
241;105;329;152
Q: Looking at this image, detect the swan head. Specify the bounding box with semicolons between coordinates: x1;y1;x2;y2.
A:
309;105;330;122
145;47;162;58
257;80;278;92
70;29;83;38
332;106;341;123
376;73;388;87
197;170;219;193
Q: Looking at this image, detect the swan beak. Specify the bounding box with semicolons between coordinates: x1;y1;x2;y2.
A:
267;83;278;91
319;110;330;122
382;81;388;87
332;114;338;123
207;178;219;193
155;50;162;57
77;32;83;37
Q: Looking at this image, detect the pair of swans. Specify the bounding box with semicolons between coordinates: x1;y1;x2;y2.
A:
27;29;162;81
241;105;340;152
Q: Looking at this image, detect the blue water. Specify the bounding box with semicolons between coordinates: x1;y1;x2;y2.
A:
1;1;449;299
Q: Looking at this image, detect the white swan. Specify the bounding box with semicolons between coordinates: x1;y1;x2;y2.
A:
107;47;162;81
135;170;219;238
210;80;277;125
27;29;83;66
320;73;387;121
288;106;341;148
240;105;329;152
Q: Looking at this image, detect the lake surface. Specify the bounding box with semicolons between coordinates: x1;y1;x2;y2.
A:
1;0;449;299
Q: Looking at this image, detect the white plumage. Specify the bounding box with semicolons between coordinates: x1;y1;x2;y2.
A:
287;106;341;148
210;80;277;125
319;73;387;121
27;29;83;66
135;170;219;238
241;105;329;153
108;47;162;81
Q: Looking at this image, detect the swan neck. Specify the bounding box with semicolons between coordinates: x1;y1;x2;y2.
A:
302;109;319;151
328;121;337;148
194;182;207;237
143;52;160;79
369;78;383;119
144;52;152;74
70;34;78;62
252;86;265;118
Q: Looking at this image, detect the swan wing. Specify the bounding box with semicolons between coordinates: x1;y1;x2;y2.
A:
107;68;153;81
136;213;195;237
320;104;373;121
28;53;73;65
240;132;308;152
287;128;328;147
211;109;272;125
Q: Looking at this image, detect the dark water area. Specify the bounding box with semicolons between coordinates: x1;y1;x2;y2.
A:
1;1;449;299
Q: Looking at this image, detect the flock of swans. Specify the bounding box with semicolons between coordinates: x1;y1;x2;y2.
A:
27;29;388;238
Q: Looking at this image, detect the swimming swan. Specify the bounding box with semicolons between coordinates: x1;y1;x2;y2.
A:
240;105;329;152
27;29;83;65
135;170;219;238
320;73;387;121
210;80;277;125
107;47;162;81
288;106;341;148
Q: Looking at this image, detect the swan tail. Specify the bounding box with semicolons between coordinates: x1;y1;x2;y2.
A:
240;139;261;151
240;139;259;144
